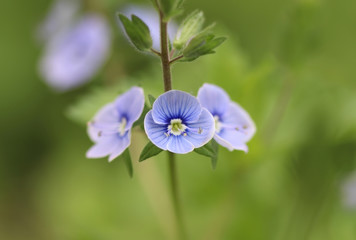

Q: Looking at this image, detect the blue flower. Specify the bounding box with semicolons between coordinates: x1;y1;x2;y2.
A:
37;0;80;43
197;84;256;152
144;90;215;154
40;14;111;91
86;87;145;162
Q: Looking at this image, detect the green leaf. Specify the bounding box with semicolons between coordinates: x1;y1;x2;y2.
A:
182;34;226;62
194;143;215;158
118;13;152;51
139;141;163;162
133;104;150;128
119;149;133;178
148;94;156;107
173;10;205;50
158;0;184;20
194;140;219;169
210;139;219;170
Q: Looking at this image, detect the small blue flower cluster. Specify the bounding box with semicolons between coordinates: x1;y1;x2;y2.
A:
87;84;256;161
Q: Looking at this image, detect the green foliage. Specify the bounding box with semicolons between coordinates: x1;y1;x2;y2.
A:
148;94;156;107
173;10;205;50
194;140;219;169
139;141;163;162
118;14;153;51
182;33;226;62
132;104;151;129
170;10;226;62
119;149;133;178
156;0;185;20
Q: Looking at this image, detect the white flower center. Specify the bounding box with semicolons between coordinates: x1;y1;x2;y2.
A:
167;118;187;136
118;117;127;136
214;115;222;133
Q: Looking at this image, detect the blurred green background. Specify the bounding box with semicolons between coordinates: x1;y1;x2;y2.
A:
1;0;356;239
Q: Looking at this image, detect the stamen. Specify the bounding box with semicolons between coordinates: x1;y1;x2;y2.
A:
198;127;203;134
214;115;222;133
118;117;127;136
167;118;187;136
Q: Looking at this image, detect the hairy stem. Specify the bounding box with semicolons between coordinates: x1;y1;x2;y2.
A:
159;12;172;92
159;9;186;239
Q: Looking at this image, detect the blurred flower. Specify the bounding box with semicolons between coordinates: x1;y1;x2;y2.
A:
37;0;80;43
342;171;356;210
144;90;215;154
120;5;177;50
87;87;145;162
39;14;111;92
197;83;256;152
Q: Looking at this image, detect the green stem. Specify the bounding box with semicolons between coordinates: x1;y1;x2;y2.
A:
159;11;172;92
168;152;185;239
159;9;186;239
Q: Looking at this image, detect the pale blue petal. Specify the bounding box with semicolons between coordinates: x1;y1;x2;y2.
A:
115;87;145;129
197;83;230;117
86;135;119;158
215;129;249;152
144;111;169;150
167;136;195;154
40;14;111;92
108;132;131;162
88;103;118;142
221;102;256;142
152;90;202;124
184;108;215;148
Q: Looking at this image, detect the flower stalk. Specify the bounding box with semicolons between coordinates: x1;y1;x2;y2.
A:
158;7;185;239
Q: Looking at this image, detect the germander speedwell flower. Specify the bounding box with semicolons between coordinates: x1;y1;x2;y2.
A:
40;14;111;91
197;83;256;152
87;87;145;162
144;90;215;154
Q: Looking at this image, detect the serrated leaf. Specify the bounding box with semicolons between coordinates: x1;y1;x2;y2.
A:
118;13;152;51
139;141;163;162
148;94;156;107
119;149;133;178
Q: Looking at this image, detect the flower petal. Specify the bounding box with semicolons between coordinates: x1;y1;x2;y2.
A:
221;102;256;142
115;87;145;129
184;108;215;148
197;83;230;117
215;129;249;152
152;90;202;124
167;136;195;154
86;135;119;158
108;132;131;162
40;14;111;92
144;111;170;150
88;103;119;142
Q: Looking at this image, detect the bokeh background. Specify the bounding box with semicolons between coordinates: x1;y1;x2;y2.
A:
1;0;356;239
